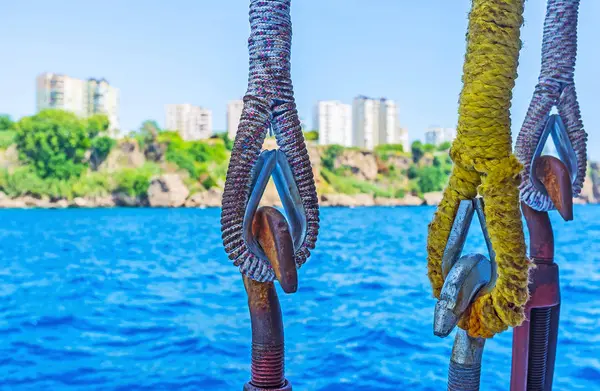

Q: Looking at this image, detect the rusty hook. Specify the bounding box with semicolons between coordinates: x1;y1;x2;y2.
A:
535;155;574;222
510;155;573;391
243;206;297;391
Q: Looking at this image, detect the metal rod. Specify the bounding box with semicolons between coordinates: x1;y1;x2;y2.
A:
243;206;295;391
526;308;552;389
448;329;485;391
511;155;571;391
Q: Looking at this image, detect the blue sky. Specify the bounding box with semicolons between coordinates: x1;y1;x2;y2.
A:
2;1;599;158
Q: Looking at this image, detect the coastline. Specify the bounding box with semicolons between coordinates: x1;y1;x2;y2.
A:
1;117;599;209
0;190;596;209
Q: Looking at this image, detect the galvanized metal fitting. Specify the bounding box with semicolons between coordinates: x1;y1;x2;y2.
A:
433;198;497;391
434;198;497;337
530;114;579;197
448;329;486;391
243;149;308;264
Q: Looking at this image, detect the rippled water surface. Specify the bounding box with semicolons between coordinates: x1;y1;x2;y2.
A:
0;206;599;390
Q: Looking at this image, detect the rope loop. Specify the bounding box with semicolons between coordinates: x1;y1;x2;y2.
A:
221;0;319;282
516;0;587;211
427;0;530;338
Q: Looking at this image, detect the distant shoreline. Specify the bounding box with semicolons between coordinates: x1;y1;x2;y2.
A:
0;199;596;210
2;111;599;209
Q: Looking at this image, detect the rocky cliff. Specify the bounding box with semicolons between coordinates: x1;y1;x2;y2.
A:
0;138;598;208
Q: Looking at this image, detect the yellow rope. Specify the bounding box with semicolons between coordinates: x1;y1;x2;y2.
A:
427;0;531;338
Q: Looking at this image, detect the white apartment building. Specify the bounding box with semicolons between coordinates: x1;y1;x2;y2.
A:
395;126;410;152
165;104;212;141
314;101;352;147
227;99;244;139
379;99;398;145
425;127;443;146
425;127;457;146
444;128;457;143
352;96;379;149
36;72;120;136
353;96;402;150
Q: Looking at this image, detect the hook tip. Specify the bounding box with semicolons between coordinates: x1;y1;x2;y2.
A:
534;155;574;221
253;206;298;293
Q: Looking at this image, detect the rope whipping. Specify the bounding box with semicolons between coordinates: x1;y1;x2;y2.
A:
427;0;530;338
221;0;319;282
516;0;587;211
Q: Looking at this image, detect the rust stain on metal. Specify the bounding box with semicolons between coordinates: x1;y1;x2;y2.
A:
511;156;572;391
535;155;573;221
244;276;273;311
252;206;298;293
242;206;297;390
522;203;554;262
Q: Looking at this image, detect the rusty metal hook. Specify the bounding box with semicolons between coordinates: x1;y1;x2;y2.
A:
510;155;573;391
243;206;297;391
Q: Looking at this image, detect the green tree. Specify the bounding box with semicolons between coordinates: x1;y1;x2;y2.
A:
90;136;116;169
131;120;161;149
304;130;319;141
142;120;161;133
411;141;424;163
115;168;152;198
438;141;452;151
214;132;234;150
375;144;404;153
0;115;14;132
423;143;436;153
407;165;419;179
224;134;234;150
417;166;446;193
158;131;228;182
87;114;110;138
0;115;15;148
322;144;344;171
15;110;92;180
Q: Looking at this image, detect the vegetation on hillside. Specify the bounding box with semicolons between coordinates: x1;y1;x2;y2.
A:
0;110;230;201
0;109;455;203
320;140;452;198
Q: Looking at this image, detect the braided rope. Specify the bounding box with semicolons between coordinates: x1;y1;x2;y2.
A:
220;0;319;282
516;0;587;211
427;0;530;338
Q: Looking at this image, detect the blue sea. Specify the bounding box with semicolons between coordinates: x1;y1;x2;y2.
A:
0;206;598;390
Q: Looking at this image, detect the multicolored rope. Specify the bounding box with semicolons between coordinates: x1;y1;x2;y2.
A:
220;0;319;282
516;0;587;211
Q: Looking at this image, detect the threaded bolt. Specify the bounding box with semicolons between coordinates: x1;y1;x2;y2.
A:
527;307;552;390
448;360;482;391
251;343;285;389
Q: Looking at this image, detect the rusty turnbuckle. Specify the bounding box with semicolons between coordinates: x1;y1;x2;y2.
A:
510;156;573;391
243;206;297;391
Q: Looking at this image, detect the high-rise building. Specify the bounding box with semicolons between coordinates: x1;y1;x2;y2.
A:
227;100;244;139
379;99;398;145
395;126;410;152
352;96;401;149
444;128;457;143
425;127;443;146
352;96;379;149
425;127;457;146
87;78;119;137
165;104;212;141
314;101;352;147
36;72;120;136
